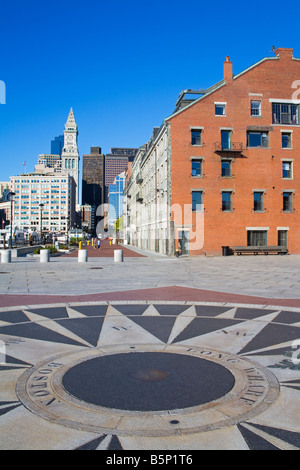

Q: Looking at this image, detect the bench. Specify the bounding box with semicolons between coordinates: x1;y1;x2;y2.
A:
232;246;288;256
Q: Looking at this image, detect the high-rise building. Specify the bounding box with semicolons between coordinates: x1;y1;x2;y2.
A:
82;147;105;207
37;154;62;172
0;182;10;200
51;135;64;156
108;171;126;231
61;108;80;207
104;148;137;202
10;173;76;233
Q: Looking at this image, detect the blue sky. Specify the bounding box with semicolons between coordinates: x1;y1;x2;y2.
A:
1;0;300;186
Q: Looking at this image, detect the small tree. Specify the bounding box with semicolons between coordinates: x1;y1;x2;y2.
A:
114;216;123;241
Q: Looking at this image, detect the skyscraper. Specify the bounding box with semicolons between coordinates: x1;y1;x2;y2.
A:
61;108;80;207
104;148;137;202
51;135;64;156
108;171;126;231
82;147;105;207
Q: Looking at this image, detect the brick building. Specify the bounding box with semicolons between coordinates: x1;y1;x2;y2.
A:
125;48;300;256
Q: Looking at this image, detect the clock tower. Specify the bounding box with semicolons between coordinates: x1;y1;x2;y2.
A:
61;108;80;207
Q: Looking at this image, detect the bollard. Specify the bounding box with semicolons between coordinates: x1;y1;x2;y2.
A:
78;249;88;263
40;249;50;263
114;249;123;263
1;250;11;263
79;241;82;250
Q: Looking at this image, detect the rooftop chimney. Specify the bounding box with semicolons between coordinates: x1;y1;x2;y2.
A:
275;48;293;60
224;56;233;82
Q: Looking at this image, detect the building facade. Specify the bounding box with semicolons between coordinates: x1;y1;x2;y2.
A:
37;154;62;173
51;135;64;156
80;204;94;233
82;146;105;207
61;108;80;207
10;173;76;234
108;171;126;234
124;127;170;253
104;148;137;202
125;48;300;256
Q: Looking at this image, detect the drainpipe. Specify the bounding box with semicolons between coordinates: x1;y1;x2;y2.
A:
155;146;158;253
166;123;171;256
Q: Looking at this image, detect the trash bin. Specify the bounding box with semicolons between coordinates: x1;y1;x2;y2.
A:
222;246;230;256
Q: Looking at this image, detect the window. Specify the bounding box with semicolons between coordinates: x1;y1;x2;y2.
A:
251;101;261;116
222;191;233;212
282;161;293;179
247;230;267;247
215;103;226;116
272;103;299;125
221;130;232;150
253;192;264;211
278;230;288;248
221;160;232;177
191;129;202;146
283;192;293;212
247;131;269;148
191;159;202;177
192;191;203;211
282;132;292;148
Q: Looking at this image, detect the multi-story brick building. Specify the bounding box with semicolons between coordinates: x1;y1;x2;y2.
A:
125;48;300;256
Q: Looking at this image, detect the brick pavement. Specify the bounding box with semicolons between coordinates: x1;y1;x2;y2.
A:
62;239;146;258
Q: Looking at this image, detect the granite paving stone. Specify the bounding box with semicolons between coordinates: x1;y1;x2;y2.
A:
0;241;300;450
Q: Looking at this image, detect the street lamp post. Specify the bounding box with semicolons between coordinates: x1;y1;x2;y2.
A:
8;191;16;249
39;203;44;244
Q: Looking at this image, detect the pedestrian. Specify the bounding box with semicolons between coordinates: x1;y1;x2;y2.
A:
97;238;101;250
93;237;96;250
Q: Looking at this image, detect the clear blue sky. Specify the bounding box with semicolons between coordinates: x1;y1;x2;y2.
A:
0;0;299;185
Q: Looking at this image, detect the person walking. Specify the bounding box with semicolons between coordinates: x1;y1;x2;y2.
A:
97;238;101;250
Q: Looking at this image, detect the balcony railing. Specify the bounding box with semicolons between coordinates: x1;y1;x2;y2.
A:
215;142;244;152
136;174;143;184
136;192;143;203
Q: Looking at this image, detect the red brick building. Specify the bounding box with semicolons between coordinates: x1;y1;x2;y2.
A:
166;47;300;256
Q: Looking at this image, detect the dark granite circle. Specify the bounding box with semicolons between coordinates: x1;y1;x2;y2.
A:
62;352;235;412
129;368;169;382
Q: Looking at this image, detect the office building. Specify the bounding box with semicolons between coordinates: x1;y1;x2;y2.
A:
51;135;64;156
82;147;105;206
10;173;76;233
104;148;137;202
108;171;126;232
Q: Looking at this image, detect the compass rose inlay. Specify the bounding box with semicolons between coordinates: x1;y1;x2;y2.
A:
0;302;299;450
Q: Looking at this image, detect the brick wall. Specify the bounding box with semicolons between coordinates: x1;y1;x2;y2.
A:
168;49;300;255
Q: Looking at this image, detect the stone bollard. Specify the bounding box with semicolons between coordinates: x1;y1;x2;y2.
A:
40;249;50;263
1;250;11;263
114;249;123;263
78;249;88;263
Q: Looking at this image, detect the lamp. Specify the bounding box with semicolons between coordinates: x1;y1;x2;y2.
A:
39;203;44;243
8;191;16;249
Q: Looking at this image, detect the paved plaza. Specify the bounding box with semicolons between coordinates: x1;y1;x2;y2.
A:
0;241;299;450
